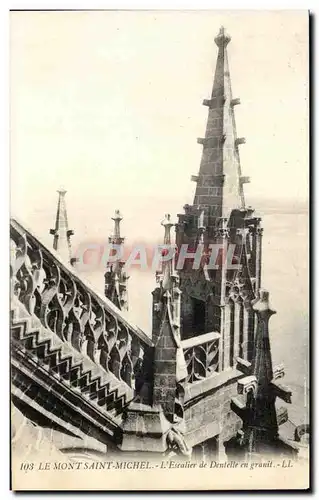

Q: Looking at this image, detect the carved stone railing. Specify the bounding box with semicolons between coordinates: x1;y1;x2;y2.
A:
10;218;153;393
181;332;220;384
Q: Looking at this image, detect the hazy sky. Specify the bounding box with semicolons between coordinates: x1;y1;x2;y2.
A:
10;10;308;245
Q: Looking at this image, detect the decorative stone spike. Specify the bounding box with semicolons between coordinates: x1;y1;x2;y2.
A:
202;97;225;108
235;137;246;146
202;99;211;107
231;98;241;107
197;137;205;145
214;26;231;47
240;176;250;184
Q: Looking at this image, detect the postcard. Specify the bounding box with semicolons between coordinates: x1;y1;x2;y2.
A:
10;9;309;490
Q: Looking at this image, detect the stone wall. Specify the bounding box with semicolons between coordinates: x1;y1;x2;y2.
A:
184;373;242;449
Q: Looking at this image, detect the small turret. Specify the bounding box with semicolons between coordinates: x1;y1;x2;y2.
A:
104;210;129;311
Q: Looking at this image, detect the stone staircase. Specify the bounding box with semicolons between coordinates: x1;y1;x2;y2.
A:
10;218;153;445
11;301;133;419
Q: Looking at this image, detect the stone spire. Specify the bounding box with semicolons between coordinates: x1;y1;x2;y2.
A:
247;290;280;444
104;210;129;311
176;27;261;357
231;290;295;456
192;26;249;219
49;189;75;265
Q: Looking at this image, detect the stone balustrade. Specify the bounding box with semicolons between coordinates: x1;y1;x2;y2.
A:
182;331;220;384
10;218;153;393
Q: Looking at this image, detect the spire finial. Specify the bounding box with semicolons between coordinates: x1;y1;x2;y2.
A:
253;288;276;317
214;26;231;48
111;209;123;241
112;209;123;222
198;210;205;231
161;213;174;245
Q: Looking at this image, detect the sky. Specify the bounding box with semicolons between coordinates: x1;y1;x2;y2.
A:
10;10;308;245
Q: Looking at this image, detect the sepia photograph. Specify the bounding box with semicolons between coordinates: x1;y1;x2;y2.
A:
9;9;309;490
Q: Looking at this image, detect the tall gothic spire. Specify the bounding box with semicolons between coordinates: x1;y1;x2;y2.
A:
193;26;249;219
104;210;129;311
49;189;75;265
176;27;261;350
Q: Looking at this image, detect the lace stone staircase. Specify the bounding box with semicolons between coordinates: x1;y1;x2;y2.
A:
10;218;153;444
